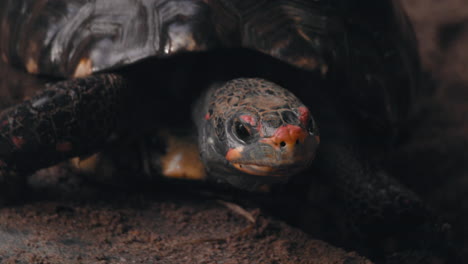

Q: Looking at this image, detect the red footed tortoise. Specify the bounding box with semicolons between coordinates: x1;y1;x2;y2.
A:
0;0;457;262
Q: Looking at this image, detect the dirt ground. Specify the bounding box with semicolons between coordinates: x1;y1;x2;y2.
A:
1;0;468;263
0;192;371;264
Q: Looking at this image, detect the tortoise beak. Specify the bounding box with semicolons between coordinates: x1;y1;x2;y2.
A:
225;125;319;177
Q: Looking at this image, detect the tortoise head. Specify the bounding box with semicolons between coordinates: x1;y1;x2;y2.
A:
199;78;319;189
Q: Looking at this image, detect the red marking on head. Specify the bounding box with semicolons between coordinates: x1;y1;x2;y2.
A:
269;124;308;146
204;113;211;120
11;136;25;148
0;160;6;167
240;115;256;126
56;142;73;152
0;120;8;127
298;107;310;126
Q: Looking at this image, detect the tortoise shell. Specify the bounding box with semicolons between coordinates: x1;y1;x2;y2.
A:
0;0;420;134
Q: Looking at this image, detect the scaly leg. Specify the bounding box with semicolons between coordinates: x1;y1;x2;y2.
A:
312;143;456;262
0;74;128;200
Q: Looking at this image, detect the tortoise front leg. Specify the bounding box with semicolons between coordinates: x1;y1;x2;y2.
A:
0;73;128;198
313;143;455;262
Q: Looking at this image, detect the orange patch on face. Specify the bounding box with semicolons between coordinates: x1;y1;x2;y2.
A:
225;147;244;161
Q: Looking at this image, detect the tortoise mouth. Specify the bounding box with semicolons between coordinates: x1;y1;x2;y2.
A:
225;131;319;177
231;162;305;177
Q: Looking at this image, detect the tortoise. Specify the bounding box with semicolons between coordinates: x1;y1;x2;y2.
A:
0;0;455;262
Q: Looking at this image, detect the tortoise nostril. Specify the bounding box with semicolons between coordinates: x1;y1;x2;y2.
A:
296;140;300;145
280;141;286;147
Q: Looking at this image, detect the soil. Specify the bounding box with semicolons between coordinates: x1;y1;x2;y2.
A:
0;193;371;264
1;0;468;263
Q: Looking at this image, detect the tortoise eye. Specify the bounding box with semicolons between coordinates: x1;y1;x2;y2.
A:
234;121;251;142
